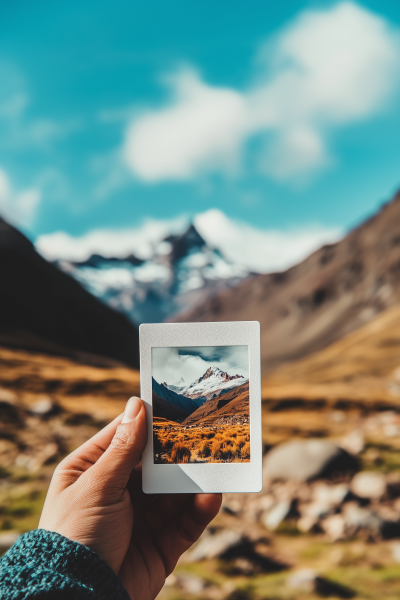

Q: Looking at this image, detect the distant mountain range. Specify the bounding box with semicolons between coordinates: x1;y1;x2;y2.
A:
0;217;139;368
54;224;253;325
174;190;400;375
165;365;247;401
152;366;248;422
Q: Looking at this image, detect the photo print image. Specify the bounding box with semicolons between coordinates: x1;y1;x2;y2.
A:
152;345;250;464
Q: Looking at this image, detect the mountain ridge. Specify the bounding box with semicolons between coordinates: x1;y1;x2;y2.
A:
53;223;253;325
173;190;400;375
0;217;140;368
152;366;248;420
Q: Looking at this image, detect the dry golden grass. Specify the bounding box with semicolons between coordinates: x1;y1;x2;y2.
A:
0;345;140;421
153;418;250;464
262;303;400;408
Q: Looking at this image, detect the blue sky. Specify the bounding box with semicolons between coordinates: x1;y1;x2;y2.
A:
0;1;399;271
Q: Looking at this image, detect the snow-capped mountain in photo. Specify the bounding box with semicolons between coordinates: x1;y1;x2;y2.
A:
51;224;252;325
174;366;248;402
164;377;186;394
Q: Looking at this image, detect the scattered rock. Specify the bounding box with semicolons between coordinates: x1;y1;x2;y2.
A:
350;471;386;499
297;515;318;533
176;573;207;595
287;569;355;598
263;440;358;482
262;500;291;530
330;411;345;423
30;397;59;417
340;431;364;455
392;542;400;563
342;502;383;537
220;536;287;575
287;569;318;592
300;483;349;526
14;442;59;472
0;531;19;548
384;424;400;437
222;498;242;515
15;454;40;472
314;482;349;507
0;389;17;403
321;514;345;541
188;529;242;561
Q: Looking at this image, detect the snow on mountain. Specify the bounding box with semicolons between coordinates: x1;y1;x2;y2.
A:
51;224;252;325
181;366;248;400
164;377;186;394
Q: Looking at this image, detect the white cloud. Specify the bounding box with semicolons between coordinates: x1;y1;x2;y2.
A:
194;209;342;272
35;215;188;262
0;167;41;228
36;208;342;273
152;346;249;385
123;2;400;182
123;70;247;181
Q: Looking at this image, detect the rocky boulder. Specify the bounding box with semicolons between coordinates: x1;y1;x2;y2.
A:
263;440;358;482
350;471;387;499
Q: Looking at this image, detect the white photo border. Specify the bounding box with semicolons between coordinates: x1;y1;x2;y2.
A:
140;321;262;494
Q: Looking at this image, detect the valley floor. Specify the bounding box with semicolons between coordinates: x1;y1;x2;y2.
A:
153;418;250;464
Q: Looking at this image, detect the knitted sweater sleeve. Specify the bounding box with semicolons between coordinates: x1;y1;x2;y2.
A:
0;529;130;600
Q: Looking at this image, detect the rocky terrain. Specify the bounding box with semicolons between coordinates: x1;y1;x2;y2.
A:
173;190;400;376
1;299;400;597
154;299;400;599
0;343;140;553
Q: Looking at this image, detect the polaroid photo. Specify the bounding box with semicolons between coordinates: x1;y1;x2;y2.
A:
140;321;262;494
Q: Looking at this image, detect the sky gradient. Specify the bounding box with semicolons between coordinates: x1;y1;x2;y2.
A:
0;1;399;272
152;346;249;385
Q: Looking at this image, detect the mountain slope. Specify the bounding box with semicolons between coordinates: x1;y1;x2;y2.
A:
53;224;251;324
0;218;139;368
152;377;200;416
182;381;250;426
173;190;400;375
262;301;400;407
152;391;190;422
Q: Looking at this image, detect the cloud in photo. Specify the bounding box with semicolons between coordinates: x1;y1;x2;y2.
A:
152;345;249;385
123;2;400;182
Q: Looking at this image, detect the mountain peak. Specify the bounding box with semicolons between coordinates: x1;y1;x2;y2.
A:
164;224;206;263
198;366;243;384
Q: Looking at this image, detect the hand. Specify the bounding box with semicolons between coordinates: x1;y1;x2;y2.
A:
39;397;222;600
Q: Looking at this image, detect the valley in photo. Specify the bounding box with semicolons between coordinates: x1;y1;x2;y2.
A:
152;345;250;464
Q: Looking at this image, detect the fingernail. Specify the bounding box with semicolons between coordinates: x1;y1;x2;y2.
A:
122;397;142;423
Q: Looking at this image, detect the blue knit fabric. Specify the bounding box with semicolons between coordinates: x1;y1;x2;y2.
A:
0;529;130;599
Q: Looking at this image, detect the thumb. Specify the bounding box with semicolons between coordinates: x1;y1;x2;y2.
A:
91;396;147;494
